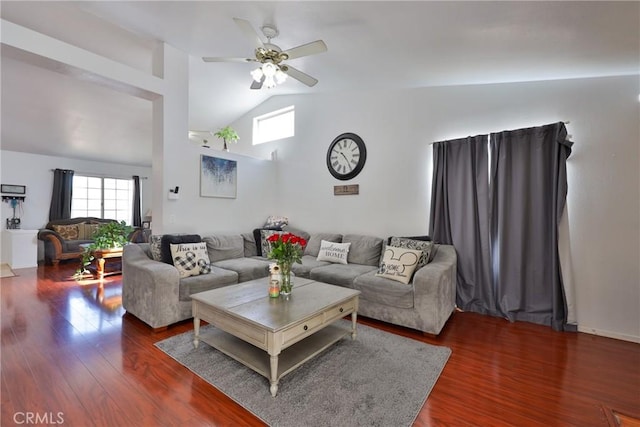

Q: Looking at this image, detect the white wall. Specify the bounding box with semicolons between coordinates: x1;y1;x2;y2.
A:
156;145;278;236
231;75;640;343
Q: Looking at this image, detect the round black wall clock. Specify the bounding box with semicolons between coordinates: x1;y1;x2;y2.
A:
326;133;367;181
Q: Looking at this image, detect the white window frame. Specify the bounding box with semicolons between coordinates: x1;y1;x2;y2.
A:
71;175;134;224
252;105;295;145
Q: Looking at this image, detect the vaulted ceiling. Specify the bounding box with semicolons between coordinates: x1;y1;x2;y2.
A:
1;1;638;166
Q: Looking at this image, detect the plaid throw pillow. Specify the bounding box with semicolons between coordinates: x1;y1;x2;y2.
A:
170;242;211;278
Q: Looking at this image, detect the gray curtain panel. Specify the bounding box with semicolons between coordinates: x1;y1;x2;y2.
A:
489;122;573;330
48;168;74;221
429;122;573;331
132;175;142;227
429;136;500;317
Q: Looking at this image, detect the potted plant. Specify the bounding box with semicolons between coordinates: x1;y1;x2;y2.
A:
75;221;133;279
214;126;240;152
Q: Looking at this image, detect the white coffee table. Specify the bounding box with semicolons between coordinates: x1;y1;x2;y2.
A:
191;277;360;396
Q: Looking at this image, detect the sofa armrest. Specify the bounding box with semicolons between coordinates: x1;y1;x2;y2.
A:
38;229;65;262
411;244;457;334
122;243;181;329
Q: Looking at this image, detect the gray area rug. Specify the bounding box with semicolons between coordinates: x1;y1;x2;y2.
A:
156;322;450;426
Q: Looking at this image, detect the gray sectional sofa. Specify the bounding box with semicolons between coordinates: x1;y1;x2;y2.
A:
122;230;457;335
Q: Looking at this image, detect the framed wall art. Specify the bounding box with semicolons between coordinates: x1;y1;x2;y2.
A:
200;155;237;198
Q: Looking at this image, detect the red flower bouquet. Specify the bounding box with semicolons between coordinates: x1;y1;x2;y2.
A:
267;233;308;294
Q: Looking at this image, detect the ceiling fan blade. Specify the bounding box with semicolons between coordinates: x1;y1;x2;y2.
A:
282;65;318;87
250;75;265;90
202;57;256;63
282;40;327;60
233;17;265;49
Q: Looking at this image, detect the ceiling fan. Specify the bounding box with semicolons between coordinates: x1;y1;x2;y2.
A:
202;18;327;89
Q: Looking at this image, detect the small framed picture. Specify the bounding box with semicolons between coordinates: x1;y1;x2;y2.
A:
142;221;151;229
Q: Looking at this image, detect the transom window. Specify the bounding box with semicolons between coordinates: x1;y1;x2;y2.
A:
71;175;133;224
252;105;295;145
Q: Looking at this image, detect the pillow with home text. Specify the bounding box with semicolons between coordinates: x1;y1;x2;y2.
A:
376;246;422;284
317;240;351;265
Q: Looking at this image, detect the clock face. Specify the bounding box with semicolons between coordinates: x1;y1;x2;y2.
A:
327;133;367;180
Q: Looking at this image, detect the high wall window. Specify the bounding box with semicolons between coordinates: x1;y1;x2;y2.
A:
71;175;133;224
253;105;295;145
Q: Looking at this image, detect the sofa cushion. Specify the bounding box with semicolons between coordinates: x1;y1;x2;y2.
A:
78;223;100;240
64;239;94;252
281;225;311;242
386;235;432;244
212;257;271;283
376;246;422;284
343;234;383;266
387;235;438;263
388;237;434;269
317;240;350;264
52;224;79;240
304;233;342;257
264;215;289;229
259;229;284;258
160;234;201;264
310;263;377;288
252;227;283;256
242;232;258;257
203;235;245;262
170;242;211;278
149;235;163;261
291;255;331;279
178;266;238;302
353;271;415;309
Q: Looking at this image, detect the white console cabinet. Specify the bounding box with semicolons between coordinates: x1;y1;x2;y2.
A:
1;229;38;269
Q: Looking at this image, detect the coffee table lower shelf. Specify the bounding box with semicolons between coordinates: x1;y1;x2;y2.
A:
199;323;352;390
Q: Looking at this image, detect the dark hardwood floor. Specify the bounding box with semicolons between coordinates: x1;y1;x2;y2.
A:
2;263;639;426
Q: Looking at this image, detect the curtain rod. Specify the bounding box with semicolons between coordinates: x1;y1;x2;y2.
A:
50;169;148;179
428;121;571;145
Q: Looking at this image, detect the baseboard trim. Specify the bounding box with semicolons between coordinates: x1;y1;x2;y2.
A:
578;326;640;344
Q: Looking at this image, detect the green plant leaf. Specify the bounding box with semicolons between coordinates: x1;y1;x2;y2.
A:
214;126;239;143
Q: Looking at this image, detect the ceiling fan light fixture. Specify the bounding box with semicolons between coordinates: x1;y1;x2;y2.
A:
251;63;286;88
204;18;326;90
255;62;283;89
262;62;277;77
250;67;263;82
275;68;287;84
264;76;277;89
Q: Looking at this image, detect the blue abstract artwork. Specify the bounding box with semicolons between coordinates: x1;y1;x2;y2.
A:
200;155;237;198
